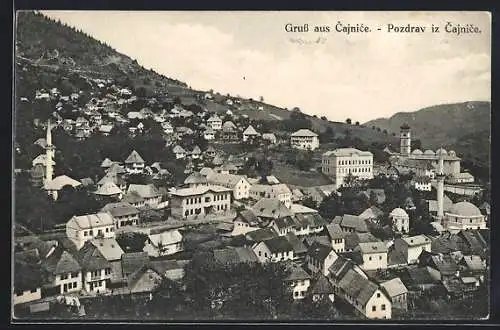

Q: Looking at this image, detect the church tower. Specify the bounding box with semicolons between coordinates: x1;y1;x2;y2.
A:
45;119;54;184
436;151;445;222
400;123;411;156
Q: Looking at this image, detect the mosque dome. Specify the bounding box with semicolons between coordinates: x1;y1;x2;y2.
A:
447;201;482;217
412;149;423;155
436;148;448;156
424;150;435;156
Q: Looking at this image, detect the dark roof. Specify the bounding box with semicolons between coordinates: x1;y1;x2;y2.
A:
345;232;379;252
263;236;294;253
405;266;439;286
388;247;407;266
458;230;489;257
285;232;307;254
273;216;296;230
41;247;81;275
430;255;459;276
245;227;277;243
15;249;41;264
431;233;461;254
284;264;311;281
74;241;112;271
311;274;334;294
127;264;164;293
307;241;334;262
236;209;261;227
332;214;368;232
213;247;258;265
294;213;328;228
326;223;345;240
337;268;379;306
303;235;331;249
150;259;190;275
121;251;150;276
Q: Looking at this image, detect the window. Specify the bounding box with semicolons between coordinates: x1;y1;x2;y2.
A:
63;284;68;292
372;306;376;312
105;227;109;233
379;256;382;260
60;273;68;280
369;256;372;261
30;288;38;293
381;304;386;311
264;253;268;258
258;251;262;256
377;293;381;298
294;291;299;297
83;231;88;237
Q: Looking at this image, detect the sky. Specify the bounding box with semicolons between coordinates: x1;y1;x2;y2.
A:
40;11;491;123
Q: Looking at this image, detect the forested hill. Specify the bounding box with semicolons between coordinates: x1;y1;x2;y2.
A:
15;11;397;145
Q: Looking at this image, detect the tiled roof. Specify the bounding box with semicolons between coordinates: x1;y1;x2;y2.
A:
344;232;379;251
332;214;368;232
127;264;164;293
74;241;112;271
357;241;388;254
251;198;293;219
170;185;231;197
307;241;334;261
243;125;259;135
207;173;248;187
41;248;81;275
121;252;150;277
91;238;124;262
101;202;139;217
246;228;277;243
337;268;379;306
358;206;384;220
380;277;408;298
311;274;334;294
263;236;294;253
44;175;81;191
127;184;162;199
294;213;327;228
67;212;114;230
235;209;261;227
213;247;259;265
95;181;122;196
326;223;345;240
285;264;311;281
148;230;183;247
285;232;307;254
122;191;145;204
323;148;373;157
184;172;208;185
291;129;318;137
125;150;145;164
402;235;431;246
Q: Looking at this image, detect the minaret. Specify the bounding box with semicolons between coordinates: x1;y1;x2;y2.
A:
45;119;54;184
400;123;411;156
436;150;445;222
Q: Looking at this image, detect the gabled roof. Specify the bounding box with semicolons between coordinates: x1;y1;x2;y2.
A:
380;277;408;298
121;252;150;276
401;235;431;247
273;216;296;230
323;148;373;157
101;202;139;217
357;241;388;254
125;150;145;164
291;129;318;137
91;238;124;261
284;264;311;281
358;206;384;220
307;241;334;262
95;181;122;196
332;214;368;232
326;223;346;240
74;241;112;271
122;191;145;204
345;232;380;252
207;173;248;188
44;175;81;191
148;230;183;247
15;260;43;291
285;232;307;254
290;204;317;214
127;184;162;199
262;236;294;253
127;264;164;293
67;212;114;230
170;185;231;197
303;236;331;249
173;145;186;153
184;172;208;185
235;209;261;227
243;125;259;135
245;227;277;243
294;213;327;228
192;146;202;154
251;198;294;219
213;247;259;265
311;274;334;294
41;248;81;275
337;268;379;307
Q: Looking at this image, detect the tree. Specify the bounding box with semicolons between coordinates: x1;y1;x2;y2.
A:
345;118;352;125
290;107;306;121
302;196;317;209
116;232;148;252
355;121;360;126
319;192;342;220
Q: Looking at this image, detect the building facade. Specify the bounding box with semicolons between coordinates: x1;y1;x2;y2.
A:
169;186;232;219
290;129;319;150
322;148;374;189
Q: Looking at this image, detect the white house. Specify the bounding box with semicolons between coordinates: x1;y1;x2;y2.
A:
124;150;145;174
127;184;163;208
143;230;183;257
243;125;260;142
173;145;186;159
389;208;410;234
161;122;174;135
169;185;232;220
394;235;431;264
322;148;374;189
204;128;215;140
284;264;311;300
207;173;250;200
40;248;83;295
326;223;346;253
305;242;339;276
101;202;140;229
207;114;223;130
252;236;294;263
356;241;388;271
250;183;292;208
66;213;116;250
231;209;262;236
413;176;432;191
75;241;112;294
290;129;319;150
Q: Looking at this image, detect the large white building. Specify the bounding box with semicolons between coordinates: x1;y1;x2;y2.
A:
206;173;251;200
322;148;374;189
169;185;232;220
66;213;116;250
443;201;487;233
290;129;319;150
249;183;292;208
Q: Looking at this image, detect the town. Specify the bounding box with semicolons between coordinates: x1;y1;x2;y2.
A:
13;11;490;321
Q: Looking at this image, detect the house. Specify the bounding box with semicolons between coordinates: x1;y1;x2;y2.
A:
143;229;183;257
322;148;374;189
262;133;277;144
94;181;123;201
173;145;186;159
40;247;83;295
97;172;127;192
400;265;441;292
355;241;388;271
191;146;202;159
293;213;328;236
242;125;260;142
412;175;432;191
150;259;190;282
358;206;384;222
290;203;317;216
270;216;296;236
122;191;146;208
389;208;410;234
250;183;292;208
207;173;250;200
101;202;140;229
90;238;124;285
335;267;392;319
325;223;346;253
457;229;489;258
204;128;215;140
127;184;162;208
13;260;43;305
99;124;114;136
44;175;82;200
380;277;409;311
184;172;209;189
251;198;294;220
284;232;308;264
121;252;150;279
344;232;380;252
127;264;164;296
169;185;232;220
232;209;265;236
290;129;319;150
305;241;339;276
394;235;431;264
252;236;294;263
459;255;486;283
124;150;145;174
74;241;112;294
245;227;278;245
284;263;311;300
418;252;460;281
66;213;116;250
331;214;369;233
310;274;335;303
221;121;239;142
161;122;174;134
207;114;223;130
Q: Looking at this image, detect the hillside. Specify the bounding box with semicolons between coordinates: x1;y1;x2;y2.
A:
15;11;396;146
364;102;490;149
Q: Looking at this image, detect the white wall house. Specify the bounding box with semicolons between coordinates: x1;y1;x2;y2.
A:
207;173;250;200
252;236;294;263
249;183;292;208
357;242;388;271
389;208;410;234
66;213;116;250
143;230;183;257
207;114;223;130
169;185;232;220
322;148;374;189
290;129;319;150
394;235;431;264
